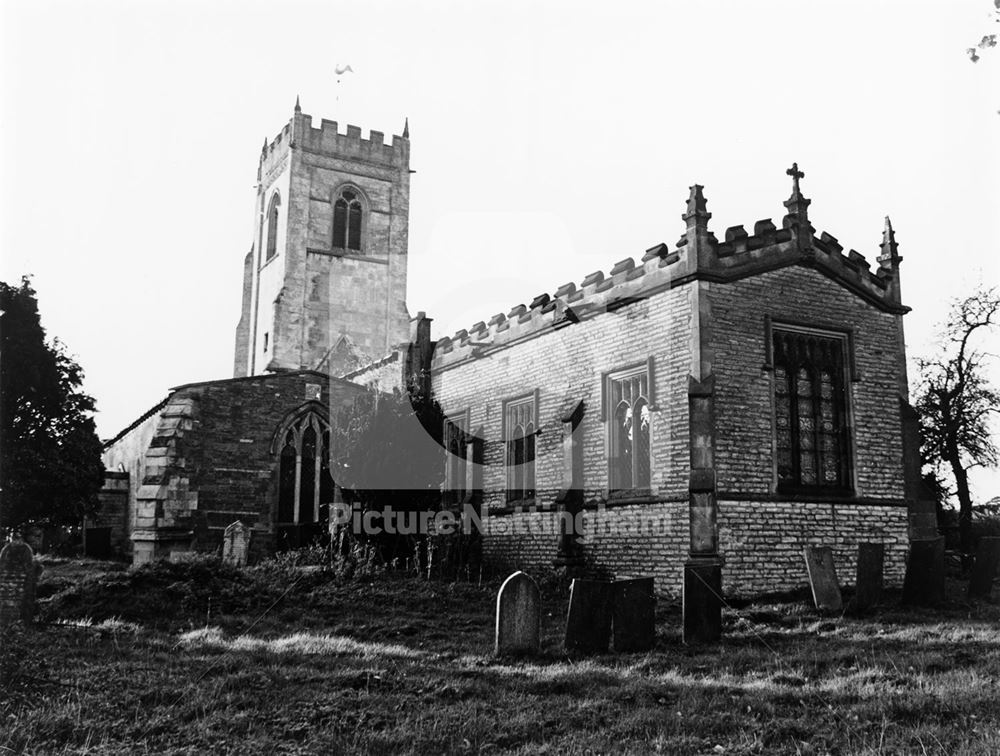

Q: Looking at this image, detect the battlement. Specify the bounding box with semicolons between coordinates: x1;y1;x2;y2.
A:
432;244;687;369
432;172;907;371
295;110;408;168
257;106;410;182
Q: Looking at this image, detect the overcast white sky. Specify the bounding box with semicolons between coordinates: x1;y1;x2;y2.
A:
2;0;998;499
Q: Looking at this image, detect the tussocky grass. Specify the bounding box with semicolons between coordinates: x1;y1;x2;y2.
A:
2;558;999;755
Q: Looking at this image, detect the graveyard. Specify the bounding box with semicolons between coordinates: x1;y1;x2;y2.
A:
3;550;1000;754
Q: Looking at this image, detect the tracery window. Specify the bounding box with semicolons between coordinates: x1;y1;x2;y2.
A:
772;327;851;492
504;395;536;503
277;411;334;525
332;188;363;251
607;366;651;492
265;193;281;262
444;412;469;505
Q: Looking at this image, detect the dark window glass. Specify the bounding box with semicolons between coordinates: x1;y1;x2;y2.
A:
772;329;850;492
505;398;535;503
278;432;296;522
265;195;281;261
332;199;347;248
445;417;468;505
348;202;362;250
276;413;333;526
298;425;317;524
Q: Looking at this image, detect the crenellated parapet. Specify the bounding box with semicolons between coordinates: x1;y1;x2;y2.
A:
432;165;907;371
257;102;410;183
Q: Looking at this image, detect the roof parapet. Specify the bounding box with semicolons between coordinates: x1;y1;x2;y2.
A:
432;171;908;367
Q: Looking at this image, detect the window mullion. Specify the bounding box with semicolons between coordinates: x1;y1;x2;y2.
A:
789;357;801;485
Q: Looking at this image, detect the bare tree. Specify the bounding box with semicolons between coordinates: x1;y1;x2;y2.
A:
915;286;1000;560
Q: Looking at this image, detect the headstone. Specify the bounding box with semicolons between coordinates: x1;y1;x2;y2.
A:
565;578;614;653
968;537;1000;600
855;542;885;611
612;577;656;652
223;520;251;567
803;546;843;612
494;571;541;655
0;541;41;626
902;537;945;606
683;557;722;644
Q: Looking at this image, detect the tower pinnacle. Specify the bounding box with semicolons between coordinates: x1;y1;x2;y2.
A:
294;95;301;113
878;215;901;269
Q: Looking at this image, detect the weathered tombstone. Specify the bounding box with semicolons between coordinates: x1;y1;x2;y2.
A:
902;537;945;606
222;520;251;567
683;557;723;644
0;541;41;626
495;571;541;656
565;578;614;653
968;537;1000;600
803;546;843;612
612;577;656;652
855;542;885;611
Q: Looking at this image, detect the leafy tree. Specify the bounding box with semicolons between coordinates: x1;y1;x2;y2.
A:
329;384;446;561
0;277;104;533
966;0;999;62
914;286;999;559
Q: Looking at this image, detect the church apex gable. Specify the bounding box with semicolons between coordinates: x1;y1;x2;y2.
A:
432;164;908;372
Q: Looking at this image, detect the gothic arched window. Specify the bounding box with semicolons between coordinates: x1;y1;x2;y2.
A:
276;410;334;527
607;365;652;492
505;395;536;504
444;412;469;505
265;193;281;262
332;188;363;251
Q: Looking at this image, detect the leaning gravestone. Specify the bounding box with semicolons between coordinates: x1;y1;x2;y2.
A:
495;571;541;655
803;546;843;612
855;542;885;611
565;578;614;653
222;521;251;567
0;541;42;626
968;537;1000;600
612;577;656;652
902;537;945;606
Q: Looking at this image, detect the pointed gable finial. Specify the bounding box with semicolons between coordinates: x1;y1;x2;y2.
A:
294;95;301;113
683;185;711;226
403;117;409;138
783;161;811;224
262;136;268;152
878;215;901;269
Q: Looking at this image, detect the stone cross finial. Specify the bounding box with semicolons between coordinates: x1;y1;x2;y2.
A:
782;162;811;225
786;162;805;196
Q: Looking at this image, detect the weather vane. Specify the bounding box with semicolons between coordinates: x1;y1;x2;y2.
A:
335;63;354;104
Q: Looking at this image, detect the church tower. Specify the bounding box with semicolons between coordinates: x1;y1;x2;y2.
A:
234;100;411;377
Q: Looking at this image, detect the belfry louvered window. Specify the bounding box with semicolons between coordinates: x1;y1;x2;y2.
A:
772;327;851;493
332;189;363;251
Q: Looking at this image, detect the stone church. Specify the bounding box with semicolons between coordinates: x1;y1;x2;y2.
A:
97;103;932;600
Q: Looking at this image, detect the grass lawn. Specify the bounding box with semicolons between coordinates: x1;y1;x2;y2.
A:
2;557;1000;755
